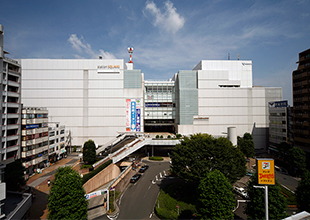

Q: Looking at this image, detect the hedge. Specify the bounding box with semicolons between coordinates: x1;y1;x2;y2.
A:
149;156;164;161
82;160;112;184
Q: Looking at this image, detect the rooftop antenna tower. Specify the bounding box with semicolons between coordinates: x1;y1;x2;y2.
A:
127;47;134;63
228;53;230;60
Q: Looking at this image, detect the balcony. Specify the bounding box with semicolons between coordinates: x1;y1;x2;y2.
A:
22;136;48;147
22;145;49;158
22;127;48;136
22;118;48;125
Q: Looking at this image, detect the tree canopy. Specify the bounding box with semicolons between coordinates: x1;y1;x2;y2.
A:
287;147;306;176
4;159;26;191
47;166;88;220
245;173;287;219
170;133;246;184
83;139;96;164
296;170;310;212
237;132;255;158
196;170;235;220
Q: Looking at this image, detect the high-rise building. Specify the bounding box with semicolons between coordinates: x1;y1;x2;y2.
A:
268;100;293;156
292;48;310;167
1;24;31;220
48;122;66;162
21;107;49;177
20;58;282;151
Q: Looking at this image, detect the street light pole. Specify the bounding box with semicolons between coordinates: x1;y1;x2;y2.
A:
254;185;268;220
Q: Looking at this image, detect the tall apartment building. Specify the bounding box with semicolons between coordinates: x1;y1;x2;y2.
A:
268;100;293;155
292;48;310;167
21;107;49;176
1;24;31;220
48;122;66;162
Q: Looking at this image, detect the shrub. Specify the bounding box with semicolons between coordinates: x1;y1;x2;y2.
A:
73;145;77;152
156;135;159;138
149;156;164;161
176;134;182;139
160;135;163;138
167;135;171;138
82;160;112;184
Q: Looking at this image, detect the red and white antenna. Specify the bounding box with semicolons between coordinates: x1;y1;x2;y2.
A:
127;47;134;63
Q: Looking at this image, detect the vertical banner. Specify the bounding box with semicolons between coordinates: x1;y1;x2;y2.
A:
126;99;131;131
131;100;136;131
257;158;275;185
136;99;141;131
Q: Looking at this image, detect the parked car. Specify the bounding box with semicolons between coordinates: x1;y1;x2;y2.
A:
139;165;149;173
130;174;141;183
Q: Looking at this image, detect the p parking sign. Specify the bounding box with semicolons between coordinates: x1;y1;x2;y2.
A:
257;158;275;185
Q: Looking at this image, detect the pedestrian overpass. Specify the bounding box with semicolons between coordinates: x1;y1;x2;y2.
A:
93;133;180;168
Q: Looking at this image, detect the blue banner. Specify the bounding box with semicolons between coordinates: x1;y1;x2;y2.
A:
145;103;160;107
136;108;141;131
26;124;39;129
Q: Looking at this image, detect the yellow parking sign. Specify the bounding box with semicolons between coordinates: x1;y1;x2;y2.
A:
257;158;275;185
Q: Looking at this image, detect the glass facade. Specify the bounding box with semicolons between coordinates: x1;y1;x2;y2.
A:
144;81;175;132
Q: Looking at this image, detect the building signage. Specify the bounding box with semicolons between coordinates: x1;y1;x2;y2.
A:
126;99;131;131
97;65;120;73
257;158;275;185
25;124;39;129
145;103;160;107
126;99;142;132
136;99;141;132
131;100;136;131
269;100;288;108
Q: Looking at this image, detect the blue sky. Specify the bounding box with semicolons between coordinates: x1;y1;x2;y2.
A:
1;0;310;105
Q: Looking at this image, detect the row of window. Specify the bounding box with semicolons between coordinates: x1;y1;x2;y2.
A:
22;114;48;119
22;141;48;152
22;132;48;141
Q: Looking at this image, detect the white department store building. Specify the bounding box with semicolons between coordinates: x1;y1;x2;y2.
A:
19;58;282;150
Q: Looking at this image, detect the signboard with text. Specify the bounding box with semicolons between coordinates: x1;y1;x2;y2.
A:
257;158;275;185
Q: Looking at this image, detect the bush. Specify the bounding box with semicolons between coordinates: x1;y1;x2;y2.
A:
149;156;164;161
155;183;197;220
156;135;159;139
176;134;182;139
81;164;92;169
160;135;163;138
73;145;77;152
167;135;171;138
82;160;112;185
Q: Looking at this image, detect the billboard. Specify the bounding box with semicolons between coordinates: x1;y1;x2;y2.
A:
257;158;275;185
126;99;141;132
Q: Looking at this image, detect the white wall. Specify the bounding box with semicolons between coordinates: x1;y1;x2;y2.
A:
20;59;143;146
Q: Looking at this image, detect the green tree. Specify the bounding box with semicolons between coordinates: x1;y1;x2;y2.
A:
197;170;235;220
288;147;306;176
237;132;255;158
171;133;246;184
48;166;88;220
245;173;287;219
277;142;291;160
4;159;26;191
83;139;96;164
295;170;310;212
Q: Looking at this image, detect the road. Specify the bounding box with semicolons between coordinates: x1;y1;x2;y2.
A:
117;160;170;220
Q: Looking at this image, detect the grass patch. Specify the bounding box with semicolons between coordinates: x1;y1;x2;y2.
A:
81;164;92;169
82;160;112;184
108;190;121;213
155;182;197;220
149;156;163;161
280;185;297;205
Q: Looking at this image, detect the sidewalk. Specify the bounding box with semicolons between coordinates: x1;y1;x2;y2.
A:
27;156;80;219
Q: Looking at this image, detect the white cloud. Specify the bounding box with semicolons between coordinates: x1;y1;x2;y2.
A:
68;34;115;59
145;1;185;34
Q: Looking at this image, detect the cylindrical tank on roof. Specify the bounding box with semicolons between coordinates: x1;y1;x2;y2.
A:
227;127;237;146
